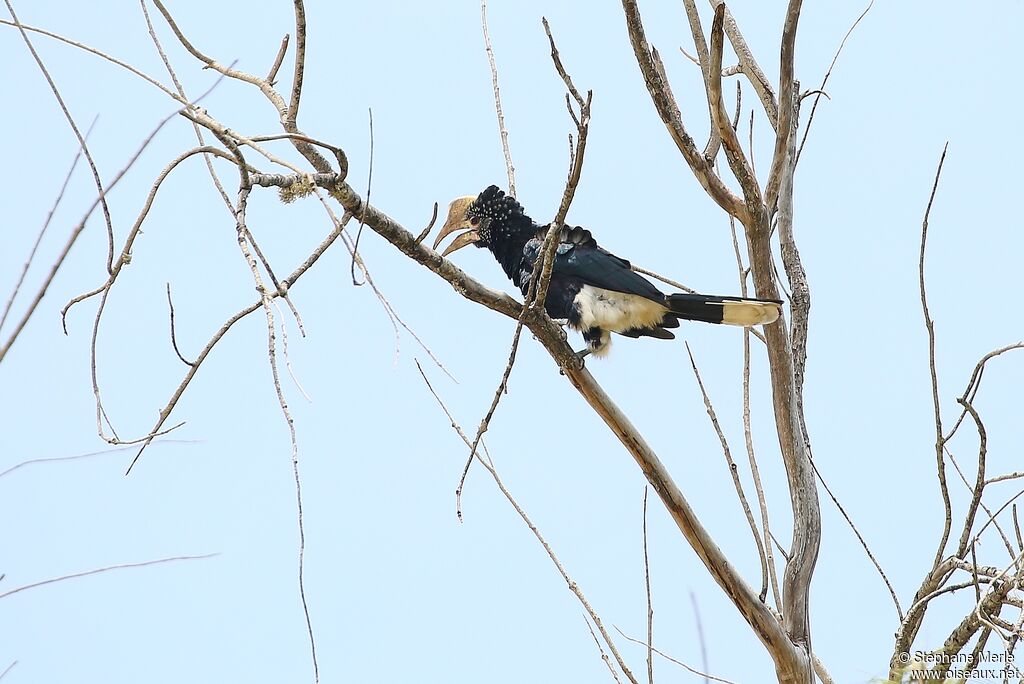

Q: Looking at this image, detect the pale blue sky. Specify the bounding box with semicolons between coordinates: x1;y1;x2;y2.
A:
3;1;1023;682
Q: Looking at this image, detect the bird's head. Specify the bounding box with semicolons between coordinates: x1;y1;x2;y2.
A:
432;185;527;257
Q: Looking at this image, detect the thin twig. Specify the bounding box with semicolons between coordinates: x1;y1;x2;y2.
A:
0;116;95;338
542;17;586;108
125;201;353;472
273;300;312;402
728;215;780;608
166;283;196;366
943;342;1024;444
351;107;374;286
454;307;530;521
415;361;639;684
809;457;902;620
0;554;217;599
894;142;954;665
537;20;592;306
0;19;181;102
629;266;696;294
955;399;989;559
690;592;711;684
237;156;319;683
613;627;736;684
685;342;769;603
584;616;625;684
267;33;290;85
481;0;515;196
287;0;307;128
415;202;439;243
642;487;654;684
4;0;115;274
140;0;234;216
921;142;951;571
944;446;1017;562
620;0;746;221
0;441;194;480
795;0;874;167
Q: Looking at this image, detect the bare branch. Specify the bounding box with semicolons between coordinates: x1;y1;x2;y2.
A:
166;283;196;366
944;341;1024;444
690;592;711;684
678;0;722;159
4;0;115;273
267;33;290;85
0;442;194;480
415;202;440;243
584;616;625;684
629;265;696;294
921;142;952;571
686;342;770;603
0;554;217;600
0;116;94;338
728;216;780;608
351;107;375;286
542;17;586;108
454;310;531;520
0;18;181;101
620;0;746;221
711;2;779;129
954;399;988;559
536;20;592;310
286;0;307;128
151;0;288;114
818;460;904;622
707;4;762;207
415;361;639;684
139;0;234;216
326;176;806;674
613;627;736;684
482;0;516;196
763;0;804;211
894;142;955;667
795;0;874;167
642;488;654;684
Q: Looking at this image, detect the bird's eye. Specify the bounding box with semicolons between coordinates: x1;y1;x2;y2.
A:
470;217;480;226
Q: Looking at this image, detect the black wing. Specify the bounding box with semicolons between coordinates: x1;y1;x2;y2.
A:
520;225;665;303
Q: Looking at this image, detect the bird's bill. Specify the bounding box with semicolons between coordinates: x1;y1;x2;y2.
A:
433;195;479;256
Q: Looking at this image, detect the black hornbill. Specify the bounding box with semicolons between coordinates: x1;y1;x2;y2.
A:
432;185;782;359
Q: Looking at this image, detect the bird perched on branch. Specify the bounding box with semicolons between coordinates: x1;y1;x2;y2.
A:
433;185;781;359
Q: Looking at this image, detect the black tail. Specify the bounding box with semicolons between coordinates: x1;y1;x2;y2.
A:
666;293;782;326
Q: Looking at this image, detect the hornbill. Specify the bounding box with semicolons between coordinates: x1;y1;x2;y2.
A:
433;185;782;359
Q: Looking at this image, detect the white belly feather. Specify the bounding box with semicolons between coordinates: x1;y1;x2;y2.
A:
574;285;667;331
572;286;667;356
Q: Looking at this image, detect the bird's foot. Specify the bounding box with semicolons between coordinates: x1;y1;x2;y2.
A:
560;348;589;375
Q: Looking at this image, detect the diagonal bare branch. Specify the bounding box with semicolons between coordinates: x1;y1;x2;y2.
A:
686;342;770;603
620;0;746;222
4;0;116;274
0;554;217;600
